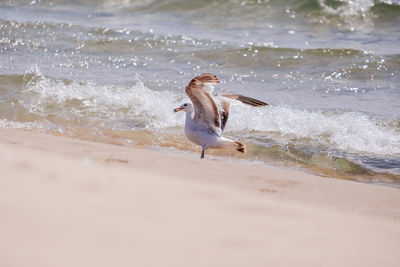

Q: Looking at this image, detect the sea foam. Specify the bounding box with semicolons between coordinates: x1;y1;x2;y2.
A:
227;104;400;156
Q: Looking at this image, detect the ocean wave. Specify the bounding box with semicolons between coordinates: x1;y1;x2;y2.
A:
15;72;183;129
7;0;400;16
227;105;400;156
317;0;376;16
2;71;397;157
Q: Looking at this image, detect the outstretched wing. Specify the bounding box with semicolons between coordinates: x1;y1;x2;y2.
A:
185;73;221;133
216;94;268;132
221;94;268;107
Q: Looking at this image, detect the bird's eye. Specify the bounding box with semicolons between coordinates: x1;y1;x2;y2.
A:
184;104;187;107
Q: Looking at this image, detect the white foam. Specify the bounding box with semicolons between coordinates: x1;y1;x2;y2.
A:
318;0;375;16
316;0;378;31
23;74;184;129
0;118;52;131
226;104;400;156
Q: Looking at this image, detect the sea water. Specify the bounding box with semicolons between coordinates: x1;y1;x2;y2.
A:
0;0;399;185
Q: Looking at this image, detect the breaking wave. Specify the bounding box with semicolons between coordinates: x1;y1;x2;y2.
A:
1;72;398;157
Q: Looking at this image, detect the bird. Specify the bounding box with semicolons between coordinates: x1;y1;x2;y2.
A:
173;73;268;159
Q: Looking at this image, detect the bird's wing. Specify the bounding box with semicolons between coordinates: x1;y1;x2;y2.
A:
185;73;221;133
213;96;232;133
216;94;268;132
220;94;268;107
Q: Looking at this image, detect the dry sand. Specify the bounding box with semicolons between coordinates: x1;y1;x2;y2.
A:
0;128;399;267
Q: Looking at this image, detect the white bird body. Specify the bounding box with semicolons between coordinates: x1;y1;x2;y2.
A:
174;73;268;158
183;107;227;149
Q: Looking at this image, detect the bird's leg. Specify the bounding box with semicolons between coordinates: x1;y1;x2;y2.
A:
200;144;205;159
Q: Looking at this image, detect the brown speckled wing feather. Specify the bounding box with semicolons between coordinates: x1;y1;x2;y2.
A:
185;73;221;132
221;94;268;107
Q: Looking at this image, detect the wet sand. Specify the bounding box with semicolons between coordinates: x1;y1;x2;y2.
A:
0;128;399;267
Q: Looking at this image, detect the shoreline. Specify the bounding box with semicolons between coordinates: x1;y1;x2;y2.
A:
0;128;399;266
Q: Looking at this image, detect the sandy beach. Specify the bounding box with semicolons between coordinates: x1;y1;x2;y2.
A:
0;128;399;267
2;0;400;266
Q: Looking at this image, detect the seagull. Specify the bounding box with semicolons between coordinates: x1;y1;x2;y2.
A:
174;73;268;159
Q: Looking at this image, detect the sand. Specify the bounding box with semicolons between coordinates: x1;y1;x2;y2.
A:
0;128;399;267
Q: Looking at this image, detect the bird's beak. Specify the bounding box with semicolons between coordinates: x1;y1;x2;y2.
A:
173;107;182;113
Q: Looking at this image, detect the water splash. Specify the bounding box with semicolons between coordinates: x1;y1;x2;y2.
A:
318;0;375;17
227;104;400;156
22;72;184;129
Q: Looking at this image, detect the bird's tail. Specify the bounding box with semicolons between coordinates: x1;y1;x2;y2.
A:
220;138;246;153
234;141;246;153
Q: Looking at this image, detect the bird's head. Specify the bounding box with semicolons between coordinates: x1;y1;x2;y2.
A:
173;103;193;113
